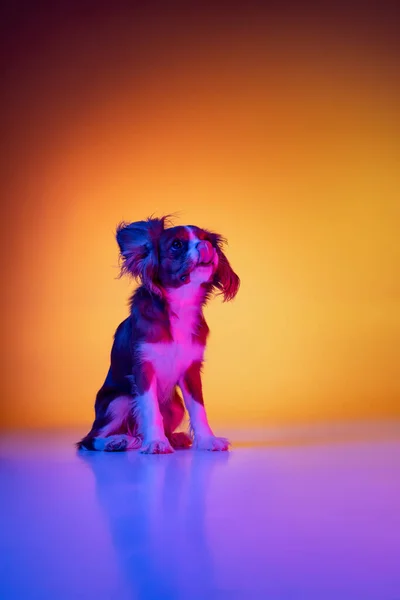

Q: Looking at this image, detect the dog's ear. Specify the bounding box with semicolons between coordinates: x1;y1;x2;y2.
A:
116;217;166;296
209;233;240;302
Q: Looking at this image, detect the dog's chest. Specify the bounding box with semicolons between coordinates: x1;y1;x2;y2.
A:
140;305;204;398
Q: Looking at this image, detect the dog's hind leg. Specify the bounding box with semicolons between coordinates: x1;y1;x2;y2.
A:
77;396;142;452
92;434;141;452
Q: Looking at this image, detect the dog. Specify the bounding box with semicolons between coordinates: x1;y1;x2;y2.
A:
77;216;240;454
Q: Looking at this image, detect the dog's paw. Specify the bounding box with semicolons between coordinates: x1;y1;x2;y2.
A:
193;436;231;452
169;431;192;449
104;435;129;452
141;439;174;454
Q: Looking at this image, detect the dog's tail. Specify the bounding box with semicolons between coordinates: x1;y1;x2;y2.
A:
76;432;96;451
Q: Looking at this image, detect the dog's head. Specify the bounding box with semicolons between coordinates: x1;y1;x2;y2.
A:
116;216;240;301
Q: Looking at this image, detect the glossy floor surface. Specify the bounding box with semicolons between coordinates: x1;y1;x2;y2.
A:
1;425;399;600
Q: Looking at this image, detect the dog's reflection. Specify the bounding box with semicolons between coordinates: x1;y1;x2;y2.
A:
79;449;230;599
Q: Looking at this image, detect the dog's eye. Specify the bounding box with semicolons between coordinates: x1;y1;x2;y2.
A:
172;239;183;249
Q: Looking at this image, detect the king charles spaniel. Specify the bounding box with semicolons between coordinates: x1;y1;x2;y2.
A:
77;216;240;454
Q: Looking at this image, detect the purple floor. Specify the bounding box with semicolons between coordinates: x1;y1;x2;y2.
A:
1;425;399;599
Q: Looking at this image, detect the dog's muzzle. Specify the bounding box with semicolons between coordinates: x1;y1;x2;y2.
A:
197;240;214;265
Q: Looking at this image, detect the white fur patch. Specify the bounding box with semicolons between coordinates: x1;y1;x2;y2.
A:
134;379;166;441
140;341;204;402
186;226;199;262
141;280;206;402
98;395;132;437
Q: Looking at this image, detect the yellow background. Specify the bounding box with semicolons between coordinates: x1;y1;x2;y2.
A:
1;5;399;429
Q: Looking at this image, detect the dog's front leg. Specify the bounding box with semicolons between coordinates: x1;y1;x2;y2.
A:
179;361;230;451
134;362;174;454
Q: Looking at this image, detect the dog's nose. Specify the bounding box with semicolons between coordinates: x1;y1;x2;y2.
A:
197;240;214;264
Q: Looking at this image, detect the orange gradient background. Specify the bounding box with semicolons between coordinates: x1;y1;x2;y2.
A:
1;3;399;430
